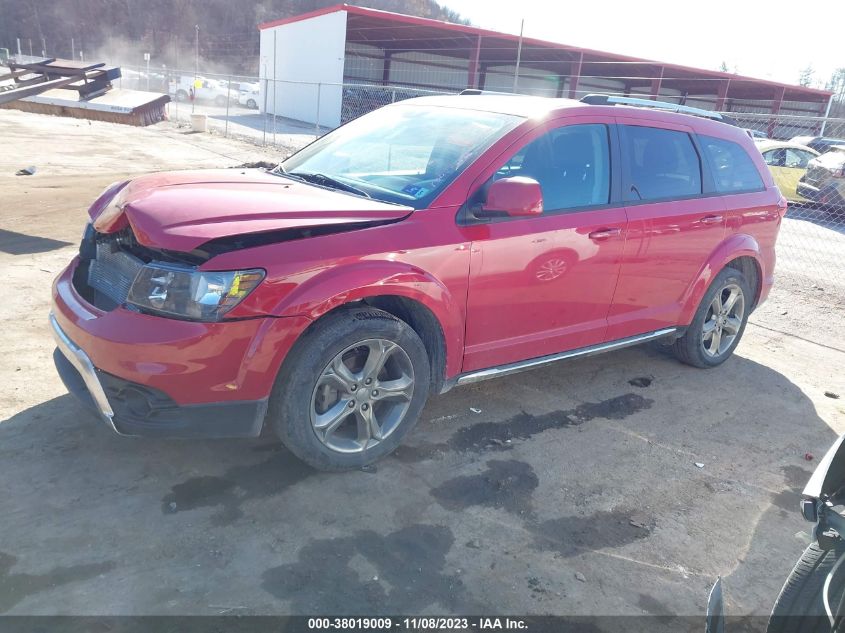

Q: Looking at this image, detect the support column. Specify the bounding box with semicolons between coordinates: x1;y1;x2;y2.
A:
567;52;583;99
381;51;392;85
467;35;482;89
715;79;731;111
768;86;785;138
821;94;835;136
649;66;664;101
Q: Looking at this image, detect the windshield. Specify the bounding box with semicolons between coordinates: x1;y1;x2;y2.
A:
280;104;522;208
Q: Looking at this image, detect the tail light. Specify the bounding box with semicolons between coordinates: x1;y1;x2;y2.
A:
776;193;788;218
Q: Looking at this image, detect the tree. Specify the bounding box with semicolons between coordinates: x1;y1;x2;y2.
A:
719;61;729;73
798;65;815;88
827;68;845;96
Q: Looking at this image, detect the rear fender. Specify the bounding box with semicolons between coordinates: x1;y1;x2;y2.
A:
272;261;464;378
677;234;764;325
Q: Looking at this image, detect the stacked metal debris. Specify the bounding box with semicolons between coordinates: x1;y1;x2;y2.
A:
0;58;170;126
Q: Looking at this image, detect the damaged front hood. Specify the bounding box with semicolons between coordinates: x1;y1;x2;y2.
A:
90;169;413;253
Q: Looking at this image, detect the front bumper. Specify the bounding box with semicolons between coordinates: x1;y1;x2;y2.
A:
797;182;822;201
797;181;844;206
51;314;269;437
50;312;117;432
50;257;312;438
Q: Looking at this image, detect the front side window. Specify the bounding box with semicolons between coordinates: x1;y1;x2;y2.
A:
700;135;765;193
622;125;702;201
281;105;522;209
763;149;786;167
785;148;814;169
493;124;611;212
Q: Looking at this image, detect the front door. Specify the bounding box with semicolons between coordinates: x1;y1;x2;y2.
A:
462;119;627;372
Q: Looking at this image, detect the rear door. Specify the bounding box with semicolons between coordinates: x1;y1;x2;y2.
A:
607;120;727;340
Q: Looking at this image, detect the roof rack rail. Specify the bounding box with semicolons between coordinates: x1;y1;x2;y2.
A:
579;94;731;124
460;89;521;96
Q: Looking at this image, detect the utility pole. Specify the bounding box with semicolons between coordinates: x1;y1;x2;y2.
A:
512;19;524;94
193;24;199;114
28;39;32;58
144;52;151;91
41;37;46;57
16;38;21;58
71;37;75;60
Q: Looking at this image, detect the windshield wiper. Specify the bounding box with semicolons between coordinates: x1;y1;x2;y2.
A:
281;170;371;198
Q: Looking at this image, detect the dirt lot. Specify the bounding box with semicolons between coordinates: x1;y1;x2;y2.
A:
1;109;844;619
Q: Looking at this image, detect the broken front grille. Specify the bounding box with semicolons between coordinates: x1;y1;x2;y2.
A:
87;241;145;306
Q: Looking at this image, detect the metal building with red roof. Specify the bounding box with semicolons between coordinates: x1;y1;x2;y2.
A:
258;4;832;133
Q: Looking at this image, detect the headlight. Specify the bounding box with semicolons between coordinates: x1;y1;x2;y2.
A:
127;264;265;321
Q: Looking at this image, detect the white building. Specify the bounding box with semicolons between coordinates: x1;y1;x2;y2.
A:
259;7;347;128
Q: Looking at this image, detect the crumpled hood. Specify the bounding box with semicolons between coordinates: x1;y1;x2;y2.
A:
90;169;414;253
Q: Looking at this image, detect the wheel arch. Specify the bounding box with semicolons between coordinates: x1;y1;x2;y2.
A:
361;296;447;394
678;234;765;325
270;262;464;390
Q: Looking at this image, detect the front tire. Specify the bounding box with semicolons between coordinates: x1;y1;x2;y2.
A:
672;266;752;368
268;307;430;471
246;98;257;109
768;541;845;632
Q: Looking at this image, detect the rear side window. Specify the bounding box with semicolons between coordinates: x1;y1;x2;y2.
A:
700;136;765;193
621;125;702;201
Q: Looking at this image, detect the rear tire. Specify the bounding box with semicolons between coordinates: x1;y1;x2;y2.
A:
768;541;845;633
247;98;257;109
268;307;430;472
175;89;188;102
672;266;752;368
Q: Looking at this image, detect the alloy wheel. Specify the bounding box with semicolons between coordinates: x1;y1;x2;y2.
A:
701;282;745;358
310;338;415;453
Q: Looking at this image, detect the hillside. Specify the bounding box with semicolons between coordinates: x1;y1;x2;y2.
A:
0;0;469;74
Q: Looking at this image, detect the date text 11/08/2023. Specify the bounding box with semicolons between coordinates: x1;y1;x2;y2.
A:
307;618;528;630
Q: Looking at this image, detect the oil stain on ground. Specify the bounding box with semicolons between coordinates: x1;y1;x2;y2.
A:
532;508;654;558
449;393;653;453
771;465;813;512
628;376;654;388
161;450;315;526
0;551;115;613
262;524;478;613
430;459;538;517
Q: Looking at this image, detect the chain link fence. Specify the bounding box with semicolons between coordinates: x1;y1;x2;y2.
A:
105;65;457;152
730;112;845;297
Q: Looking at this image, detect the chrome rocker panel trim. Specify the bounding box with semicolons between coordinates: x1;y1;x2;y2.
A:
456;328;678;386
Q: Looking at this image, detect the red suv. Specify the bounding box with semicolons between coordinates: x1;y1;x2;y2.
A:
51;94;786;470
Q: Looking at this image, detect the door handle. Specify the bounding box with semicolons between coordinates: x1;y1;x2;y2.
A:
700;215;723;225
588;227;622;240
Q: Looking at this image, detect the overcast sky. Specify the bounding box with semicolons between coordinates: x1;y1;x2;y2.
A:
445;0;843;89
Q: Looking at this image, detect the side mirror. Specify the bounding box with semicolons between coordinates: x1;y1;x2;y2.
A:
482;177;543;217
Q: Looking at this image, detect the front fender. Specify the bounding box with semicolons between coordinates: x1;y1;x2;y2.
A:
272;261;465;378
677;233;764;326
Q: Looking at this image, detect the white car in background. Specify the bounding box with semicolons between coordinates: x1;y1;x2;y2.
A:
169;76;238;106
238;82;260;109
